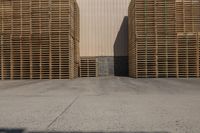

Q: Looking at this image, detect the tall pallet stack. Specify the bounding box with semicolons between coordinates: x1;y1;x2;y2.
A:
0;0;79;79
74;2;80;78
128;0;200;78
176;0;200;78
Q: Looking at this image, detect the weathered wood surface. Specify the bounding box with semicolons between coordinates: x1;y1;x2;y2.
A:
0;0;80;79
129;0;200;78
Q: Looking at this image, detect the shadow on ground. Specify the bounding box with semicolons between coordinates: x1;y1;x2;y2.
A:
0;128;170;133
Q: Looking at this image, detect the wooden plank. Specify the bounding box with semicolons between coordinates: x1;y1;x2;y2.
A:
29;0;33;79
0;0;3;80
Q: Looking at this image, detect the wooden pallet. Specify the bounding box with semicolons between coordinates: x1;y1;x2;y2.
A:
176;0;200;33
129;0;200;78
177;32;200;78
0;0;79;80
80;57;98;77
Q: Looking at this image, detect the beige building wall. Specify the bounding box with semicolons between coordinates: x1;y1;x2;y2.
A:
76;0;130;57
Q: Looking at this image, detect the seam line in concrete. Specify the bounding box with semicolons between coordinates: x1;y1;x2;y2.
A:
46;95;80;128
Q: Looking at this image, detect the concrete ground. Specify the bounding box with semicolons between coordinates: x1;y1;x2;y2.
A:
0;77;200;133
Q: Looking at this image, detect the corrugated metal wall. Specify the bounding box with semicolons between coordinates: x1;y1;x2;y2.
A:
76;0;130;57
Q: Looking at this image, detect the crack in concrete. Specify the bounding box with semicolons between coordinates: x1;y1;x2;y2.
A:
46;95;80;129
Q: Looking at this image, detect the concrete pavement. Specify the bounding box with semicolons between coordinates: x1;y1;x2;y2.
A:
0;77;200;133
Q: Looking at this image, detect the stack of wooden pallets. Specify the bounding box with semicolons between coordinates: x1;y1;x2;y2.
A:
176;0;200;78
74;2;80;78
0;0;79;79
177;32;199;77
128;0;200;78
80;57;98;77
